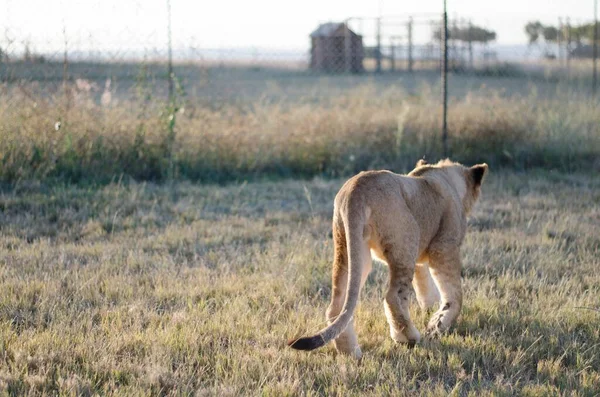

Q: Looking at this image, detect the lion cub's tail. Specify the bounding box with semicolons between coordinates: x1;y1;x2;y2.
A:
288;203;366;352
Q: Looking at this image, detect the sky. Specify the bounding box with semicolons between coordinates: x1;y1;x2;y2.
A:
0;0;596;54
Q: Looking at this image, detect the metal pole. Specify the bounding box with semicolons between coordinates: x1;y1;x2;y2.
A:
468;19;474;71
62;22;68;92
558;17;563;65
376;17;382;73
62;17;70;110
593;0;598;95
441;0;449;157
408;17;413;72
390;38;395;72
566;17;571;80
167;0;174;102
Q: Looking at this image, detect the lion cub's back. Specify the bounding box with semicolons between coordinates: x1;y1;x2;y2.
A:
334;170;418;211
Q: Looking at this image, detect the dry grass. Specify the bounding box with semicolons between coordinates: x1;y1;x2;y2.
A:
0;64;598;395
0;170;598;395
0;81;598;184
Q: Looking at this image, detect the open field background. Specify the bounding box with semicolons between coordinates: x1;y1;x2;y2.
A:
0;59;599;395
1;62;599;186
2;61;599;104
0;170;598;395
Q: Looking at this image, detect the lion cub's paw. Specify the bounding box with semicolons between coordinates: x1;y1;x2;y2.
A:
425;310;451;338
390;325;421;347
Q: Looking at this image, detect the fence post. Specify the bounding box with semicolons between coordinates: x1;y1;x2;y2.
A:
376;17;382;73
408;17;413;72
566;17;571;80
62;25;68;93
441;1;449;157
390;38;395;72
468;20;474;71
558;18;563;66
593;0;598;96
452;17;458;70
62;18;70;111
167;0;174;102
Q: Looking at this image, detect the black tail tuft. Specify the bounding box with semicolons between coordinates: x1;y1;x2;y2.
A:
287;335;326;351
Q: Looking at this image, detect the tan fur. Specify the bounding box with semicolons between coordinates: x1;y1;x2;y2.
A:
288;159;488;359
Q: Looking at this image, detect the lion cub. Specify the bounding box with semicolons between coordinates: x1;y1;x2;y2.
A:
289;159;488;359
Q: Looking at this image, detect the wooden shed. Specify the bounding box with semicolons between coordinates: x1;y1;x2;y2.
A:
310;22;364;73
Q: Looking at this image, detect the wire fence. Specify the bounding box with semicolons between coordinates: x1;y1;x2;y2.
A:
0;5;598;93
0;1;598;148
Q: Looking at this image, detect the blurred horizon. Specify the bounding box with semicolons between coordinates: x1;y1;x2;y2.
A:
0;0;596;55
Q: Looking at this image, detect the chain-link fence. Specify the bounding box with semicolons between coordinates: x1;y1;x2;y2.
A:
1;1;598;102
0;1;598;183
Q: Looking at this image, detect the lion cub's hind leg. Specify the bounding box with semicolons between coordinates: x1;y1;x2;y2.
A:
382;243;421;346
412;262;441;310
425;250;463;337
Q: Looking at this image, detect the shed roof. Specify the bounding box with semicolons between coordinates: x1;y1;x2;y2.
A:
310;23;342;37
310;22;359;38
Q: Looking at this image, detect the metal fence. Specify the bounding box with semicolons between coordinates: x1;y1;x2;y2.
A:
0;1;598;111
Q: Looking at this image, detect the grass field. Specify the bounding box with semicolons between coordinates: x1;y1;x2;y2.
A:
1;60;598;104
1;63;599;185
0;169;598;395
0;61;599;395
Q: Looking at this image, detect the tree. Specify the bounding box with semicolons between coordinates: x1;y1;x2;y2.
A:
543;26;559;43
568;23;600;45
432;23;496;69
524;21;565;59
433;24;496;44
464;26;497;43
525;21;544;45
525;22;566;44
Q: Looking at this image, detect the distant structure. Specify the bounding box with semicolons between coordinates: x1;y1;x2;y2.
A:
310;22;364;73
570;45;595;59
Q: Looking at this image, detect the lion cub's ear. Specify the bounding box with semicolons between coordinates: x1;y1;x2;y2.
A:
470;164;488;186
416;159;428;167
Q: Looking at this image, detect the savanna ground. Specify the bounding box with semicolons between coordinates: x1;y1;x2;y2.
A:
0;62;599;395
0;170;599;395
